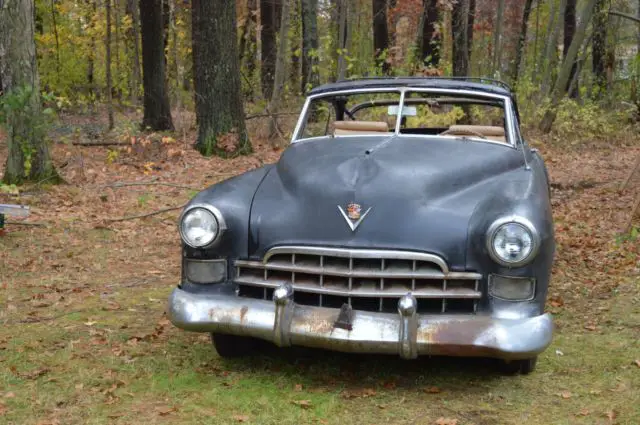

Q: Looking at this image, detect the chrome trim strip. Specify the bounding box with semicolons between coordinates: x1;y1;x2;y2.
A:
235;276;482;299
168;287;554;360
262;246;450;273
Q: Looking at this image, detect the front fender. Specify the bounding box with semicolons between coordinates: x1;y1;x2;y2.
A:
183;165;274;259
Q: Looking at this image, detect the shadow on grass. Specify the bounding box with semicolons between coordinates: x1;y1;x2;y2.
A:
207;342;508;390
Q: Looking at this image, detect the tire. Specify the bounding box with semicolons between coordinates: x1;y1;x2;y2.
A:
500;357;538;375
210;333;257;358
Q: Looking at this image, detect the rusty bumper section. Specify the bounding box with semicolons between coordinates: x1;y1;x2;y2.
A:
168;286;553;360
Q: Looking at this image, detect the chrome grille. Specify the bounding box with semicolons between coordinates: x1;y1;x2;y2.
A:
235;247;482;314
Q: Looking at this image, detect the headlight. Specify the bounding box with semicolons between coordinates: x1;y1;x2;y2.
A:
179;206;225;248
486;217;539;267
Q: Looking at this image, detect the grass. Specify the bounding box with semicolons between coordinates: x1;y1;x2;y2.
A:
1;139;639;424
1;286;638;425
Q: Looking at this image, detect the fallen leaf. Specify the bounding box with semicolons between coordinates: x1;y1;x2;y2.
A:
107;414;123;419
584;323;597;331
383;381;397;390
634;359;640;368
0;403;6;416
434;418;458;425
292;400;312;409
4;392;15;398
12;367;50;380
75;383;84;390
555;350;564;356
294;384;303;391
549;295;564;307
605;410;617;422
157;406;178;416
232;414;249;422
423;386;441;394
559;391;572;399
575;408;590;416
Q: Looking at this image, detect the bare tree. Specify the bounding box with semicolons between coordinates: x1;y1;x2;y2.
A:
452;0;469;76
139;0;174;130
0;0;58;184
421;0;441;68
126;0;141;105
301;0;320;91
106;0;114;130
192;0;251;156
336;0;349;80
493;0;505;75
513;0;535;84
269;0;292;139
260;0;283;99
563;0;578;97
373;0;390;73
540;0;599;132
592;0;608;96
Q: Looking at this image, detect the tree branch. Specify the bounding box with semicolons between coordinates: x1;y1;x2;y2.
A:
609;11;640;24
104;181;202;191
106;204;186;222
5;221;47;227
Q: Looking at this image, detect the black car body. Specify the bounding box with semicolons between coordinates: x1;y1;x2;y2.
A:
168;77;555;374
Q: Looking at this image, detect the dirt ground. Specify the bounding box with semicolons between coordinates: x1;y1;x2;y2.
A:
0;121;639;424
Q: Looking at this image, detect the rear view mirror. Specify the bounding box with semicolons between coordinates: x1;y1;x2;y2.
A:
388;105;417;117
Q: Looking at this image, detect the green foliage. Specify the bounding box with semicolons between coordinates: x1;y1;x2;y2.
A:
0;86;56;180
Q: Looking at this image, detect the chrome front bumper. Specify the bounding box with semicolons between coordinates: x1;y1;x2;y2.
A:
168;285;553;360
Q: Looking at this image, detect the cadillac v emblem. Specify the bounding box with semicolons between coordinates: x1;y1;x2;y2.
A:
338;202;371;232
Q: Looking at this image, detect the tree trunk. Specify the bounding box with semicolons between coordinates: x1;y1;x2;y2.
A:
260;0;282;99
126;0;141;105
373;0;390;73
563;0;578;97
192;0;251;156
592;0;608;97
114;0;121;98
451;0;469;76
467;0;475;61
289;0;301;93
301;0;319;91
86;0;97;97
106;0;114;130
50;0;61;79
0;0;58;184
269;0;291;140
493;0;505;75
139;0;173;131
540;0;565;93
336;0;348;80
512;0;534;85
420;0;440;68
540;0;598;133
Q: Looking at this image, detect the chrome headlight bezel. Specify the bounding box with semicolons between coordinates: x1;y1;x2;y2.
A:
178;204;227;248
486;216;540;267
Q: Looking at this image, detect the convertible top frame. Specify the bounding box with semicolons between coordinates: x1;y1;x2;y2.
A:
292;87;519;148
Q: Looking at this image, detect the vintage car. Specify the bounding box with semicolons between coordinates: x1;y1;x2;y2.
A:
168;77;555;374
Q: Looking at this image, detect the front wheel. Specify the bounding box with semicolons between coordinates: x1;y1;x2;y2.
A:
210;333;257;358
501;357;538;375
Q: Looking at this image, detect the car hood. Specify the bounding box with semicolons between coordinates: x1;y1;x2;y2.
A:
248;136;527;268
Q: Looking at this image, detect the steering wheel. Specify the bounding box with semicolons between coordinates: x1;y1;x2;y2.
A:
439;128;487;139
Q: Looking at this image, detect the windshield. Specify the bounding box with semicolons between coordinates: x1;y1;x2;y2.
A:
295;88;512;145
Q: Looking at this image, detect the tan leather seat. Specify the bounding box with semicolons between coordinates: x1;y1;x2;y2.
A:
446;125;507;143
333;121;390;136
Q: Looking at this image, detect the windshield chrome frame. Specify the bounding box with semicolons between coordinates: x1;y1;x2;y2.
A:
291;87;518;148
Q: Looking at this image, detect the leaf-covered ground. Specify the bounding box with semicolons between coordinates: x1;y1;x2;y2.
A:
1;120;639;425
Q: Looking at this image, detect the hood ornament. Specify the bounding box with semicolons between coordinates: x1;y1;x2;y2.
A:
338;202;371;232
